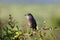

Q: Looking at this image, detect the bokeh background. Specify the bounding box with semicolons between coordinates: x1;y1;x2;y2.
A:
0;0;60;40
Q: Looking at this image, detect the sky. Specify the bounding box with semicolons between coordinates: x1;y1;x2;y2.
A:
0;0;60;3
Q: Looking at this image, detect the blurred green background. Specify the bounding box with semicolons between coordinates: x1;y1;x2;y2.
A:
0;3;60;40
0;3;60;27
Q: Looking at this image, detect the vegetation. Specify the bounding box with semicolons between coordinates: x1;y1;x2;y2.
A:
0;3;60;40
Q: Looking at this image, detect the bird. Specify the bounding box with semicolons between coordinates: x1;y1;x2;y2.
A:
25;13;37;30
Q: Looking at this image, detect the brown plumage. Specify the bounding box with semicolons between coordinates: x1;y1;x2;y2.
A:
25;13;37;30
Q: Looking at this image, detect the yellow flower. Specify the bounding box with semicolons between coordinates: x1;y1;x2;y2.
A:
16;32;19;35
19;32;22;35
40;38;42;40
14;35;19;38
41;31;45;37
